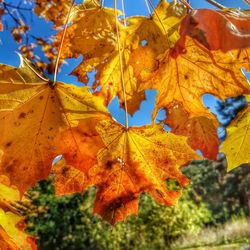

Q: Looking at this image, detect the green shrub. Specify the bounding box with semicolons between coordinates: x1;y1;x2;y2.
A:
19;177;211;250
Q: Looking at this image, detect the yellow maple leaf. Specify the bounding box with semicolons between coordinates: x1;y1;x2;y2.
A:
55;0;186;114
221;95;250;171
0;55;109;193
145;36;250;117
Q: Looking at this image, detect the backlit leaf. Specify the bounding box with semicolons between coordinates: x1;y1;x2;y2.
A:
59;117;200;224
221;95;250;171
181;9;250;52
56;0;186;114
165;102;220;160
0;56;109;193
52;158;86;196
146;36;250;117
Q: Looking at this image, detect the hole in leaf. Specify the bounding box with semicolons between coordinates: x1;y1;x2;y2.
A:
141;39;148;46
52;155;62;166
108;90;163;127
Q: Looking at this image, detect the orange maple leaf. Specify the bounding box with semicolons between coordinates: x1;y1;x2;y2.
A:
0;55;109;193
181;8;250;52
56;117;200;224
164;102;220;160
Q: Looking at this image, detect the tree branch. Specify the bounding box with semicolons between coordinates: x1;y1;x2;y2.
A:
1;2;32;11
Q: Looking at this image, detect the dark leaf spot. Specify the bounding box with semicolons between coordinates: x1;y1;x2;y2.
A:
18;112;26;119
5;142;12;147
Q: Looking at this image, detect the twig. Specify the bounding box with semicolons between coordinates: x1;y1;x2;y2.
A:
243;0;250;5
114;0;129;129
3;2;21;25
1;2;32;11
179;0;193;10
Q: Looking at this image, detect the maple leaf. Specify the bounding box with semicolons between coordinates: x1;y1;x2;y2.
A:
0;55;109;193
179;8;250;73
145;35;250;119
0;176;37;250
164;102;220;160
56;1;119;78
55;0;186;115
181;8;250;52
57;117;200;224
221;95;250;171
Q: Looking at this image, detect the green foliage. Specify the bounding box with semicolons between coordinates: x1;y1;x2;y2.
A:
19;158;250;249
20;177;210;250
184;159;250;224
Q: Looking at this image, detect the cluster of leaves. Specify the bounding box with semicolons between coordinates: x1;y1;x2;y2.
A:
18;176;211;250
0;0;250;248
0;0;70;72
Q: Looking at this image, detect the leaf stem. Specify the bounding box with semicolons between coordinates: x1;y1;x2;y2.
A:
53;0;75;85
179;0;193;10
1;2;32;11
114;0;129;129
205;0;226;9
144;0;151;15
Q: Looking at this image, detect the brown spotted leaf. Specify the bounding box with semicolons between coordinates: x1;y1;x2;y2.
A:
60;117;200;224
52;158;86;196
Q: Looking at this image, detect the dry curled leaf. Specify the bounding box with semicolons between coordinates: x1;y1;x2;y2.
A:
181;9;250;52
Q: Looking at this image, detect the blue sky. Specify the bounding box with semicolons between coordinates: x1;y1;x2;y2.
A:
0;0;249;127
